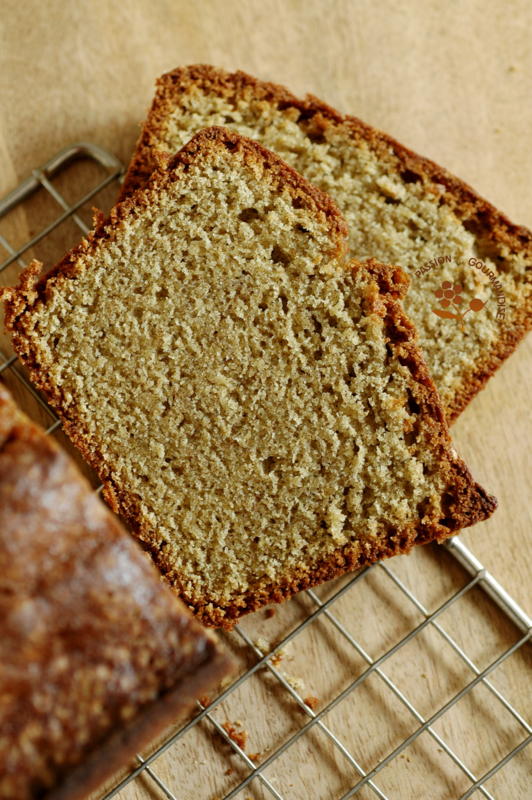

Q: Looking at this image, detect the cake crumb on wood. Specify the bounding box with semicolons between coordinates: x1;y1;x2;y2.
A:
265;608;275;618
222;721;247;750
283;672;305;691
304;695;319;710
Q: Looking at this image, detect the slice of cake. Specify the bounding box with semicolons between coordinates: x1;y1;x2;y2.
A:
0;384;234;800
118;65;532;423
1;127;496;629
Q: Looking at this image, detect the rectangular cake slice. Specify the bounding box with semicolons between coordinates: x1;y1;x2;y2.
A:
118;65;532;423
0;384;233;800
1;127;496;629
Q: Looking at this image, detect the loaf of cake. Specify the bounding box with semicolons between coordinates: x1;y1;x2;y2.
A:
118;65;532;423
0;384;233;800
1;127;496;629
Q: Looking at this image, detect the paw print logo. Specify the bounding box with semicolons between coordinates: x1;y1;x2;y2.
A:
432;281;487;331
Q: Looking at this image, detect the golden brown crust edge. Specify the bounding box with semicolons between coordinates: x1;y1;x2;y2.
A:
119;63;532;424
1;132;496;629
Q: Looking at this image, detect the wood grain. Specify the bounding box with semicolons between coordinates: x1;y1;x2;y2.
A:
1;1;531;798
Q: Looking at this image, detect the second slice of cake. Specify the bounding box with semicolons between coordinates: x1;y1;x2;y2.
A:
1;127;496;627
118;65;532;424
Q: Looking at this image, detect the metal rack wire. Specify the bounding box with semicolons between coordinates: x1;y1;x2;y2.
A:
1;144;531;800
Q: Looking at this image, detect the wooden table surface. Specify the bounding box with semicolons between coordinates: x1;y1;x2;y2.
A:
1;2;532;799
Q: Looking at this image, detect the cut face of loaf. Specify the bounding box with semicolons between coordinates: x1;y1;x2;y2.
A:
1;127;496;628
118;65;532;424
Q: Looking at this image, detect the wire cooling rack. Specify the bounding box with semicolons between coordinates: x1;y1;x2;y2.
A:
1;144;532;800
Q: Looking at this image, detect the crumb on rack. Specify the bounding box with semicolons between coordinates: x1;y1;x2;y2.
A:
254;638;292;667
271;642;292;667
304;695;319;710
248;752;261;762
222;721;247;750
199;695;211;707
282;672;305;691
254;637;270;655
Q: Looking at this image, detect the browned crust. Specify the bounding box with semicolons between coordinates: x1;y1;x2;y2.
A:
45;648;233;800
1;133;496;629
119;64;532;424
